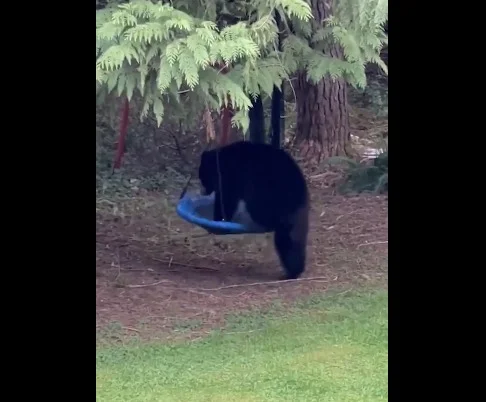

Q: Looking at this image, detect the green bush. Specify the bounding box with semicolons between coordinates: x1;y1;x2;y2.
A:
328;152;388;194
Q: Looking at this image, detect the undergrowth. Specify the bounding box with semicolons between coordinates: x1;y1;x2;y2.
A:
328;151;388;195
349;70;388;118
96;74;388;198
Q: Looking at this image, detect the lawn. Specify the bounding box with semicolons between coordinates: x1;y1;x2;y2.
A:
96;289;388;402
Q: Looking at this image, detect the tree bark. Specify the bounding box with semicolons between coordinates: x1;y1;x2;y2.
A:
295;0;351;161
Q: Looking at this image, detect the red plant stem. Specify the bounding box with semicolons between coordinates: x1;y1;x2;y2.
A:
113;97;129;171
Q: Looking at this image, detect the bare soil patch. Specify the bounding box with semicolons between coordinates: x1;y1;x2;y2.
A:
96;182;388;342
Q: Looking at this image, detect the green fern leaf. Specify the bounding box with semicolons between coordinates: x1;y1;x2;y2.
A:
165;41;182;65
167;81;182;104
96;22;124;41
178;49;199;89
164;17;193;32
96;68;106;84
97;43;140;71
157;55;173;92
124;23;166;43
249;16;278;47
277;0;313;21
119;0;152;19
186;35;210;68
150;2;173;19
153;97;165;126
144;44;162;65
138;64;148;93
312;27;334;43
375;58;388;75
172;66;184;89
332;27;361;62
96;87;107;105
106;70;121;93
125;75;137;101
111;10;137;27
116;73;126;96
195;26;218;46
140;97;151;120
231;109;250;134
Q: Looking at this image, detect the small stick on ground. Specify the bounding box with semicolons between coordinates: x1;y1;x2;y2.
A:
192;276;337;291
151;257;220;271
122;326;140;333
183;288;223;298
126;279;173;288
165;233;210;240
357;241;388;248
336;209;360;222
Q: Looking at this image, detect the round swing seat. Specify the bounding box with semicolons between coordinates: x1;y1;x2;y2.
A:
176;193;271;235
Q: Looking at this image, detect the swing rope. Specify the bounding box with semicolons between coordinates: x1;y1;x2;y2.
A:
179;142;226;222
215;148;226;221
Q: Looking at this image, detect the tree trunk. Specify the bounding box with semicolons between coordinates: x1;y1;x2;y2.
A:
270;84;284;149
295;0;351;161
295;73;350;160
249;95;265;143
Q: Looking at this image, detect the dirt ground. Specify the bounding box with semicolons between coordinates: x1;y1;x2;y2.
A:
96;177;388;342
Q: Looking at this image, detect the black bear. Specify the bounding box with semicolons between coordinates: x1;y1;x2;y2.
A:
198;141;309;280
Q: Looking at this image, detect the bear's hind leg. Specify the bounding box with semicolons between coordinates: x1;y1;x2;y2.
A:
274;227;306;280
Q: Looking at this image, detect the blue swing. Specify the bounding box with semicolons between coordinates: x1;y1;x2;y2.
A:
176;192;271;235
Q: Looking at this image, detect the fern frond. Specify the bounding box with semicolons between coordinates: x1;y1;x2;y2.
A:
195;25;218;46
152;96;165;126
96;68;107;84
97;42;140;71
186;35;210;68
331;26;361;62
156;55;173;92
299;0;388;86
124;22;167;43
232;109;250;134
249;16;278;48
96;22;124;41
165;40;183;65
125;74;137;100
105;69;122;93
138;64;149;93
118;0;154;19
111;10;138;27
164;16;194;32
95;0;318;129
311;27;334;43
178;49;199;89
276;0;313;21
144;44;163;65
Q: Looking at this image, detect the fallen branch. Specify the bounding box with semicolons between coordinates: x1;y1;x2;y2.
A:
124;275;336;290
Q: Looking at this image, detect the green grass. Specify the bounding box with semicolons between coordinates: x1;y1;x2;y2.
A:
96;289;388;402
